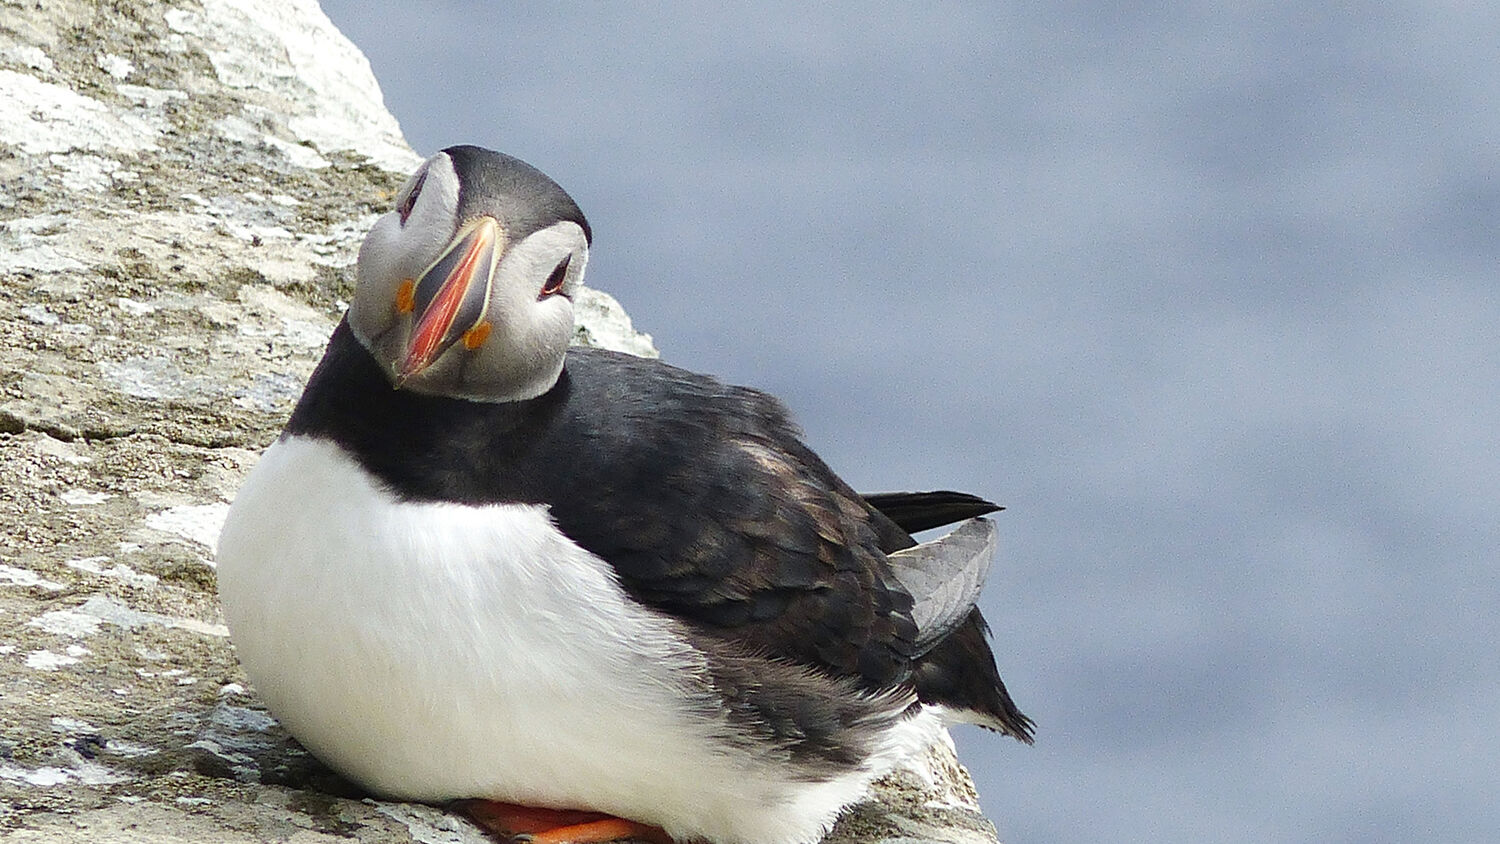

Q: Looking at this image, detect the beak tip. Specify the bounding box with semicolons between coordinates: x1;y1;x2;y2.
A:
392;358;421;387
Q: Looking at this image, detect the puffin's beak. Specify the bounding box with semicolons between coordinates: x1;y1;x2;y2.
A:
399;216;501;382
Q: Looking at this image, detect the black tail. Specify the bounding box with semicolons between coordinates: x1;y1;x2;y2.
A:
862;490;1002;534
911;608;1035;742
864;490;1033;743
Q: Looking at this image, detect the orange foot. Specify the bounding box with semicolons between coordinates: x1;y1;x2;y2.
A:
458;800;673;844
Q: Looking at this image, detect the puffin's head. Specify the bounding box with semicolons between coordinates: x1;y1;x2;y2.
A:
348;145;591;402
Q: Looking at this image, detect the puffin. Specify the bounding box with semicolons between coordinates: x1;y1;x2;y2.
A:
216;145;1031;844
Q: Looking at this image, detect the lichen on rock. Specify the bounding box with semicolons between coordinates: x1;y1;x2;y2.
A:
0;1;996;841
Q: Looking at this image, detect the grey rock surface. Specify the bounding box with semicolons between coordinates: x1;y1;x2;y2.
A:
0;1;997;842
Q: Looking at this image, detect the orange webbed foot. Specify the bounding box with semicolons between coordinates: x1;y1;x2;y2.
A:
458;800;673;844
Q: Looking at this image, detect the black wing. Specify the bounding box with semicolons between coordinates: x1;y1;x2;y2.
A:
533;349;923;690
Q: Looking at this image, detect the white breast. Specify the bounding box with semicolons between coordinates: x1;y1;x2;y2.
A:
216;436;935;844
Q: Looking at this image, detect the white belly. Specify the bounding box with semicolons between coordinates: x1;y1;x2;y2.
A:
216;437;930;844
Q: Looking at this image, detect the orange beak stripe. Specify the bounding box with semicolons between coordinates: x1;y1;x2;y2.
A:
395;278;416;314
462;321;493;350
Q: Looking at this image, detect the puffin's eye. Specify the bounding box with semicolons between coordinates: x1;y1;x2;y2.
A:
397;166;429;225
539;256;570;299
